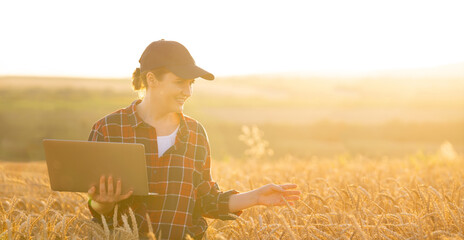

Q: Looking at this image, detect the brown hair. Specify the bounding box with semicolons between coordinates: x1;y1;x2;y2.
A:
131;67;170;91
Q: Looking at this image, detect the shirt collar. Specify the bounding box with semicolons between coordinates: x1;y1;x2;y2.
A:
176;112;189;142
128;99;144;128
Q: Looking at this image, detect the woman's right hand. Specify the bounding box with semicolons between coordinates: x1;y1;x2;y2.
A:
87;175;133;213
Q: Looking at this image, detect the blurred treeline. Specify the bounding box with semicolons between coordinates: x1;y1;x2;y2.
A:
1;65;463;161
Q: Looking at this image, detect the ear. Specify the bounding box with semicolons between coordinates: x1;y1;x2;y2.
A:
145;72;160;88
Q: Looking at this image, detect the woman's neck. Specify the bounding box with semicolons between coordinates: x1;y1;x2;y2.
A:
136;94;179;135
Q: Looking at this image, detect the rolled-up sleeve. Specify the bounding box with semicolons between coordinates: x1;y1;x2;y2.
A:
195;127;242;220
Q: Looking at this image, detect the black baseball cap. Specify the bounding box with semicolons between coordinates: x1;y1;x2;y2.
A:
139;39;214;80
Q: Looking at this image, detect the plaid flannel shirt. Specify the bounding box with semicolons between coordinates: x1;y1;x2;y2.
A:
87;99;241;239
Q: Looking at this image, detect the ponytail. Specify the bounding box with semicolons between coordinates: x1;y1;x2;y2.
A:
132;68;144;90
131;67;169;95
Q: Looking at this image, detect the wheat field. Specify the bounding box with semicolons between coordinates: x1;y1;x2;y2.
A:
1;145;463;240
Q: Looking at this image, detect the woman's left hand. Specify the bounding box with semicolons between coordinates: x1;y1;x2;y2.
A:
254;183;301;207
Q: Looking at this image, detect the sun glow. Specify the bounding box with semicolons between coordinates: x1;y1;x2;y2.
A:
1;0;463;78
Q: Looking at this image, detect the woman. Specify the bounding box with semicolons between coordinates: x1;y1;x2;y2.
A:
86;39;301;239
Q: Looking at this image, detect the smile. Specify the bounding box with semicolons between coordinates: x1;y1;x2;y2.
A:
176;98;187;104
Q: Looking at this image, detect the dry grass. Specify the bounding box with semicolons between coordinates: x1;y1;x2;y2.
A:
1;153;463;239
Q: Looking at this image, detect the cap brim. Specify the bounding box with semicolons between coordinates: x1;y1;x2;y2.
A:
166;64;215;80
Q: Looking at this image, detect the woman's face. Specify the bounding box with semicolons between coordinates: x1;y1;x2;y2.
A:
148;71;195;113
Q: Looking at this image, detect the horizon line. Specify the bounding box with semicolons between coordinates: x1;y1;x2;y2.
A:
1;61;463;80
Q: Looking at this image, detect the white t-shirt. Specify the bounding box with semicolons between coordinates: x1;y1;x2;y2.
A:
157;125;179;156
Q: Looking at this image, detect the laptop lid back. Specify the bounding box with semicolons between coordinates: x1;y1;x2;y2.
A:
43;139;150;196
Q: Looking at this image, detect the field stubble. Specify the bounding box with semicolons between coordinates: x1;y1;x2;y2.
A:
1;153;463;239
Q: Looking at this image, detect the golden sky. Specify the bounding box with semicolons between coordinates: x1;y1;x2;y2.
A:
1;0;463;78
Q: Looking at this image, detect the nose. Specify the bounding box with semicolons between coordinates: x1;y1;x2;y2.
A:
182;82;192;97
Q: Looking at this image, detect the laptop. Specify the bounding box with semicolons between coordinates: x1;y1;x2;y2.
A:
43;139;157;196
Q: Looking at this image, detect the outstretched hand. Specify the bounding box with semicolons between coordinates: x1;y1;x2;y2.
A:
254;183;301;207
